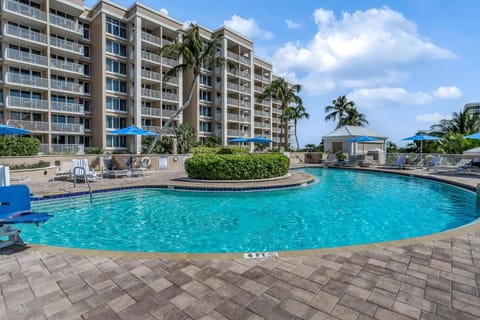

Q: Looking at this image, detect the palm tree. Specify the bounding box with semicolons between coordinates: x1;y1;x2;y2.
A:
284;105;310;151
324;95;355;128
430;109;480;135
340;107;368;127
259;78;302;149
148;24;233;152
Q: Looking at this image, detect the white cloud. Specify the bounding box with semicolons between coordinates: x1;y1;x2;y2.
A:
159;8;168;15
415;112;451;123
272;6;456;93
224;15;273;39
432;86;462;99
285;19;301;29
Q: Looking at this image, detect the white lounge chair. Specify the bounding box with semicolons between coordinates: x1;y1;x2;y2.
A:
72;159;103;182
51;162;74;181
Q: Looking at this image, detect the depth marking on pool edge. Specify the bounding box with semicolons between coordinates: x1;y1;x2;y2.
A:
243;252;279;259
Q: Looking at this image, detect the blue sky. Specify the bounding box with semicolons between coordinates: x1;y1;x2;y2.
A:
86;0;480;147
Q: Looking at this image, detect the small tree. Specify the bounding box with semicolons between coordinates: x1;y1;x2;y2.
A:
175;124;196;154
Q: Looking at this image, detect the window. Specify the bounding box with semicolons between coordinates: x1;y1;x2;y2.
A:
51;115;74;124
106;78;127;93
200;105;212;117
106;97;127;111
200;122;212;132
199;90;212;102
106;116;126;129
106;16;127;39
200;74;212;86
106;59;127;75
83;46;90;58
82;64;90;76
106;135;126;148
81;22;90;40
106;40;127;57
79;99;91;112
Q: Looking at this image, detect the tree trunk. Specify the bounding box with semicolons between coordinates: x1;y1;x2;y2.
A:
294;120;299;151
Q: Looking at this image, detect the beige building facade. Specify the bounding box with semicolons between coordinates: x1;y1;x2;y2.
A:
0;0;287;153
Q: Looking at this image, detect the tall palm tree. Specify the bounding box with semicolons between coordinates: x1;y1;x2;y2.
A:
430;109;480;135
284;105;310;151
324;95;355;129
340;107;368;127
259;78;302;149
148;24;233;152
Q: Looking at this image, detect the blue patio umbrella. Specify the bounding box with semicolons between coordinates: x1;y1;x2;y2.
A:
109;125;158;136
228;137;249;143
0;124;31;135
246;136;273;143
403;134;441;160
347;135;379;155
465;133;480;139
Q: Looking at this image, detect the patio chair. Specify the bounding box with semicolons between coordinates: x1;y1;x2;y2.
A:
391;154;406;169
425;156;444;171
51;161;74;181
102;158;130;179
72;159;103;182
0;185;53;248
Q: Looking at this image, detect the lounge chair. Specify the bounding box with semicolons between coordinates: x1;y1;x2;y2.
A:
425;156;444;171
72;159;103;182
0;185;53;248
390;155;406;169
51;161;74;181
103;158;130;179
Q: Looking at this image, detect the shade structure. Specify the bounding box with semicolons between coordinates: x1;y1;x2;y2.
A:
465;133;480;139
347;135;379;155
0;124;30;135
403;134;441;160
228;137;248;143
109;125;158;136
246;136;273;144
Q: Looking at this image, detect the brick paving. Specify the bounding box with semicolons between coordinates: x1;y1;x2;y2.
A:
1;168;480;319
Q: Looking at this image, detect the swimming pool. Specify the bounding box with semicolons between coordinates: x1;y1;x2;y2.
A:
24;168;480;253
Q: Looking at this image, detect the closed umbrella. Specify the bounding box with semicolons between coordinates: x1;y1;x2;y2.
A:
347;135;379;155
0;124;30;135
402;134;441;161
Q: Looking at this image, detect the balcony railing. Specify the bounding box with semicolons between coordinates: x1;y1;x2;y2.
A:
227;82;250;93
5;48;48;66
227;113;250;122
162;109;179;118
254;110;270;117
6;96;48;111
49;14;83;34
162;92;179;101
5;72;48;88
51;80;84;93
40;144;84;154
227;98;251;108
255;98;271;106
141;88;162;99
51;101;84;113
50;37;84;55
143;125;176;135
141;69;162;81
227;51;251;65
6;119;48;132
4;24;47;44
141;51;161;64
141;32;162;46
4;0;47;22
254;122;270;128
162;57;178;67
51;122;84;133
50;58;84;74
165;77;179;85
141;107;162;117
227;129;249;137
254;85;263;92
162;38;174;46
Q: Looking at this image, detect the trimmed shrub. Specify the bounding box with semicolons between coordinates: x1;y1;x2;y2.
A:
185;153;290;180
5;161;51;170
85;147;103;154
0;137;40;156
192;146;250;155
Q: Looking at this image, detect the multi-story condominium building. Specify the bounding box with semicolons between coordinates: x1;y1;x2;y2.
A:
465;102;480;115
0;0;289;154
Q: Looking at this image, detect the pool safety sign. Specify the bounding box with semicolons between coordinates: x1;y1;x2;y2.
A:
243;252;279;259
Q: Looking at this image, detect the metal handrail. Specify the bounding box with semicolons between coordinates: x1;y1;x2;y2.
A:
73;166;93;203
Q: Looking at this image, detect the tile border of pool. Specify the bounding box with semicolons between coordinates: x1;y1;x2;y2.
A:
26;166;480;260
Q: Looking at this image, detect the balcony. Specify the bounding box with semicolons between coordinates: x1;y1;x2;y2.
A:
227;113;250;123
141;69;162;82
4;24;47;45
49;14;83;35
5;72;48;89
51;80;84;94
254;122;270;129
254;85;264;93
141;51;162;64
254;110;270;117
227;98;251;108
6;96;48;111
162;38;174;46
227;129;249;137
51;122;84;133
40;144;84;154
255;98;271;106
162;92;179;101
3;0;47;23
51;101;84;114
50;37;84;55
141;88;162;99
6;120;48;132
165;77;179;85
162;110;179;118
5;48;48;66
227;82;250;93
141;107;161;117
162;57;178;67
50;58;84;75
227;51;250;65
141;32;162;46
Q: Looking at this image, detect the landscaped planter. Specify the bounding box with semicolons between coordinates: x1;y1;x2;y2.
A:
10;166;57;181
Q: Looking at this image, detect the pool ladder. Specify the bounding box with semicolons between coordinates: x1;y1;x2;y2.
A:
73;166;93;203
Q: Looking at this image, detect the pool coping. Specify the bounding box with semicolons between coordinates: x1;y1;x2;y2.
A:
27;166;480;260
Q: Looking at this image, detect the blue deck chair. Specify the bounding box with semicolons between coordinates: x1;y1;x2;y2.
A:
0;185;53;248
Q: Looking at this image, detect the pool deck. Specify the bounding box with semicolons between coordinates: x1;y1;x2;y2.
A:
1;166;480;319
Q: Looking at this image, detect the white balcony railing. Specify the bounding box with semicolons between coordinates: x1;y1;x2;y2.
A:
162;57;178;67
4;24;47;44
165;77;179;85
141;69;162;81
141;32;162;46
227;113;250;122
51;80;84;93
227;129;249;137
6;119;48;132
162;38;174;46
162;110;179;118
5;72;48;88
50;37;84;55
40;144;84;154
50;58;84;74
141;51;162;64
49;14;83;34
4;0;47;22
51;122;84;133
5;48;48;66
162;92;179;101
141;88;162;99
227;82;250;93
6;96;48;110
141;107;161;117
51;101;84;113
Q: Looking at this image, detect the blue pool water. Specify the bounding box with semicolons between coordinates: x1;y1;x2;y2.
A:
23;168;480;253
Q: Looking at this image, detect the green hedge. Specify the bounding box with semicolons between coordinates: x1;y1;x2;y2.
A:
191;146;249;155
0;137;40;156
185;153;290;180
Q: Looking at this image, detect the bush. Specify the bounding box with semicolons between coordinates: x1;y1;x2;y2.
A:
5;160;51;170
0;137;40;156
191;146;250;155
185;153;290;180
85;147;103;154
